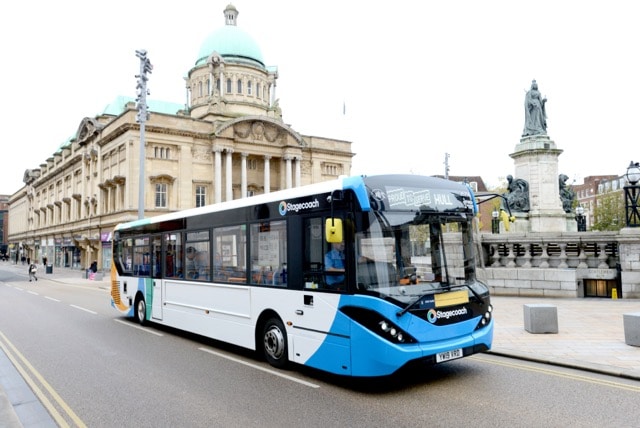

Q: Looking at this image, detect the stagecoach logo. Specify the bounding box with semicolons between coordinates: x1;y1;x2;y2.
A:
427;306;468;324
279;199;320;216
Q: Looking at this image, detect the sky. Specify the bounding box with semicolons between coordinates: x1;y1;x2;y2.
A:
1;0;639;195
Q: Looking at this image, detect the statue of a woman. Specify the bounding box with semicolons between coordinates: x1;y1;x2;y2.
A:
522;80;547;137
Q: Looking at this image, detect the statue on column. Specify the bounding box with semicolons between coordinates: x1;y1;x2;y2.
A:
503;175;530;212
559;174;575;213
522;79;548;137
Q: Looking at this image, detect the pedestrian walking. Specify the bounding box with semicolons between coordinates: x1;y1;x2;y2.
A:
28;263;38;282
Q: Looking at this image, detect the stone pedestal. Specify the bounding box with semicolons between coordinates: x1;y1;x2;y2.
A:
510;135;568;232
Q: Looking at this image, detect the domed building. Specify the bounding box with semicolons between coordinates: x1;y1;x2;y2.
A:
8;4;353;271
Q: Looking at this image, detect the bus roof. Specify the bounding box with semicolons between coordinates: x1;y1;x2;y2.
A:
114;174;474;232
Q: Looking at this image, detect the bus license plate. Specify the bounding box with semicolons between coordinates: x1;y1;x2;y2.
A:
436;348;463;363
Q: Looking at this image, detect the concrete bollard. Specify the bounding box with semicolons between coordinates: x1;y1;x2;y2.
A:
523;304;558;334
623;312;640;346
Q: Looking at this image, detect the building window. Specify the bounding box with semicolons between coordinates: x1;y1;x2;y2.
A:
256;83;261;99
237;79;242;94
247;81;252;95
198;81;203;97
248;158;258;170
155;184;167;208
154;147;170;159
196;186;206;208
227;78;232;93
206;79;210;95
324;163;341;176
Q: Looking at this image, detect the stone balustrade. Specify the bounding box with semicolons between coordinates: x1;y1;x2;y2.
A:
477;230;640;299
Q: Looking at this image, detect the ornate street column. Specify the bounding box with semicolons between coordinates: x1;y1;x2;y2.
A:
225;149;234;201
241;152;248;198
263;155;271;194
213;147;223;203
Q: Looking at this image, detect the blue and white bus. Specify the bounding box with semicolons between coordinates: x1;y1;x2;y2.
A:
110;174;493;377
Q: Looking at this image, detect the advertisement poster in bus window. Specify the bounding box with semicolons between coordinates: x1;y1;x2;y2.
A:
258;231;280;267
222;244;232;262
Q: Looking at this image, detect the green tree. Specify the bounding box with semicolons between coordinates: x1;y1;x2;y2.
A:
591;191;624;231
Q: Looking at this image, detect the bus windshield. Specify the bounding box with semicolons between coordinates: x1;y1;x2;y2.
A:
355;210;477;303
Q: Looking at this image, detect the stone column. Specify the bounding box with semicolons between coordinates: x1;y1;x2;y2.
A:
294;157;301;187
284;155;292;189
263;155;271;194
225;149;234;201
213;147;223;203
241;152;248;198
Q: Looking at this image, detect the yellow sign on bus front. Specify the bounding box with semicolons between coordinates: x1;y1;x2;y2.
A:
434;290;469;308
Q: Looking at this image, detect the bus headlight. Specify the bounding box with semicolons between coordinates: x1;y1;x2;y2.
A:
377;320;410;344
476;304;493;330
340;306;417;344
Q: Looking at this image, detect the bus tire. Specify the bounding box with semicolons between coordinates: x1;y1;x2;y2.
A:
134;295;147;326
262;317;288;369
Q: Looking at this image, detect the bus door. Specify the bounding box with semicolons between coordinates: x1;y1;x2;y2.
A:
150;234;163;320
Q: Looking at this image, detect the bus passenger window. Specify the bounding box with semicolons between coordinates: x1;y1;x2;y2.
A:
185;230;211;281
249;220;287;286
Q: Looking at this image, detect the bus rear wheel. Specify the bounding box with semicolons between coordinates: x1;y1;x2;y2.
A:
262;317;288;368
134;296;146;326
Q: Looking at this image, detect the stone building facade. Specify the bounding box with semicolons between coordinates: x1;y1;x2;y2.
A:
8;5;353;271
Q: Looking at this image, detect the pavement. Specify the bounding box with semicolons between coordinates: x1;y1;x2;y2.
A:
1;261;640;426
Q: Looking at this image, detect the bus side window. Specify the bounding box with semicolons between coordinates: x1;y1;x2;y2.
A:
250;220;287;286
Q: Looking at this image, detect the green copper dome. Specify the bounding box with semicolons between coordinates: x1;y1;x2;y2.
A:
195;5;264;68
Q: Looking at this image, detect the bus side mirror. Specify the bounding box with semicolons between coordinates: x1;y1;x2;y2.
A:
325;218;343;243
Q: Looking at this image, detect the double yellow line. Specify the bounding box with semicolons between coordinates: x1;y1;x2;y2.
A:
0;330;86;427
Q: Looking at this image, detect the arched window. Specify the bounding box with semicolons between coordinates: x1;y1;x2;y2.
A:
237;79;242;94
256;83;261;99
226;78;232;93
198;82;203;97
247;81;252;96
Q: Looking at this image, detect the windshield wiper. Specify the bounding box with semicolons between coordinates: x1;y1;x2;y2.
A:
461;283;484;305
396;293;432;318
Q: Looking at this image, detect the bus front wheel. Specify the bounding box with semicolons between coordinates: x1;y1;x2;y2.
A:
134;296;147;326
262;317;288;368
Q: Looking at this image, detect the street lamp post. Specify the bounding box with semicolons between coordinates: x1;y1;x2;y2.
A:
575;205;586;232
624;161;640;227
491;210;500;234
135;49;153;220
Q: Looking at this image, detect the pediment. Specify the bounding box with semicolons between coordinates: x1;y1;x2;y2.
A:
215;116;304;147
